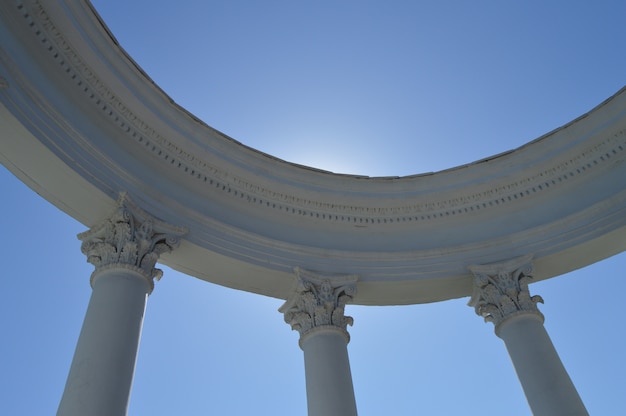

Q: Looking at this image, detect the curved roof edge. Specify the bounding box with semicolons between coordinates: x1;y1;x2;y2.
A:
1;1;625;305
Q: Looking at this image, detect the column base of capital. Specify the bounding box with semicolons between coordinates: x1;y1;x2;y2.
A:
299;325;350;349
495;310;544;337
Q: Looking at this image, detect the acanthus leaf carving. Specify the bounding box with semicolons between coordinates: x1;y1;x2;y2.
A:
78;193;187;290
468;256;544;332
280;268;358;345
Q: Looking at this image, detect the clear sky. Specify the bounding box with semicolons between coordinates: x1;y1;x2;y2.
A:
1;1;626;415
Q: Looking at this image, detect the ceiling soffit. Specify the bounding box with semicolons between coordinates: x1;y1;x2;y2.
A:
1;1;625;304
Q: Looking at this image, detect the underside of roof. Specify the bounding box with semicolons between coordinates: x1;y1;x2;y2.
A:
1;0;625;305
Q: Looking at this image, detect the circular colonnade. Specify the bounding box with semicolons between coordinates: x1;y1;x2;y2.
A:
1;2;624;415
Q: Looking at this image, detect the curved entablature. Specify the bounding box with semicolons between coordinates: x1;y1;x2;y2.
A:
1;0;626;305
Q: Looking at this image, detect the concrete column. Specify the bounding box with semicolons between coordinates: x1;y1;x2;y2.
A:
301;328;357;416
57;269;150;416
57;194;186;416
280;268;359;416
498;314;587;415
469;256;588;416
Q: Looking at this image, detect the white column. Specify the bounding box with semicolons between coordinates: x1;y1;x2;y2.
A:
280;268;358;416
57;194;186;416
469;256;588;416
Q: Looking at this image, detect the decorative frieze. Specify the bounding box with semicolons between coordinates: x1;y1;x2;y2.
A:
17;0;626;227
78;193;187;291
280;268;358;344
468;256;544;331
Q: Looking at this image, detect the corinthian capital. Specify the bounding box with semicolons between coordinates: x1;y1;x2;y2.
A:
78;193;187;289
280;268;358;344
468;255;544;331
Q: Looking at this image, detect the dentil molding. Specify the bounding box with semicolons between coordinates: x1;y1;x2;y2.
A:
13;0;626;225
2;0;626;305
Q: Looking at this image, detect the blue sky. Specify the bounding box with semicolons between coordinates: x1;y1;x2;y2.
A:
1;1;626;414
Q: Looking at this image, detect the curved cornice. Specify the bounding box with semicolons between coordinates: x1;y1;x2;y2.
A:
1;0;626;304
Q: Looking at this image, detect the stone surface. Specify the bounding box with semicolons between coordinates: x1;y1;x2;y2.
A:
0;2;619;414
469;257;588;415
280;268;358;344
497;315;589;416
281;269;359;416
58;193;185;416
1;1;626;306
78;192;187;291
468;255;543;332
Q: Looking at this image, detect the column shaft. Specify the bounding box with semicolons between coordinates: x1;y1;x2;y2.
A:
498;314;588;416
57;193;185;415
301;329;358;416
469;256;588;416
280;269;359;416
57;269;150;416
